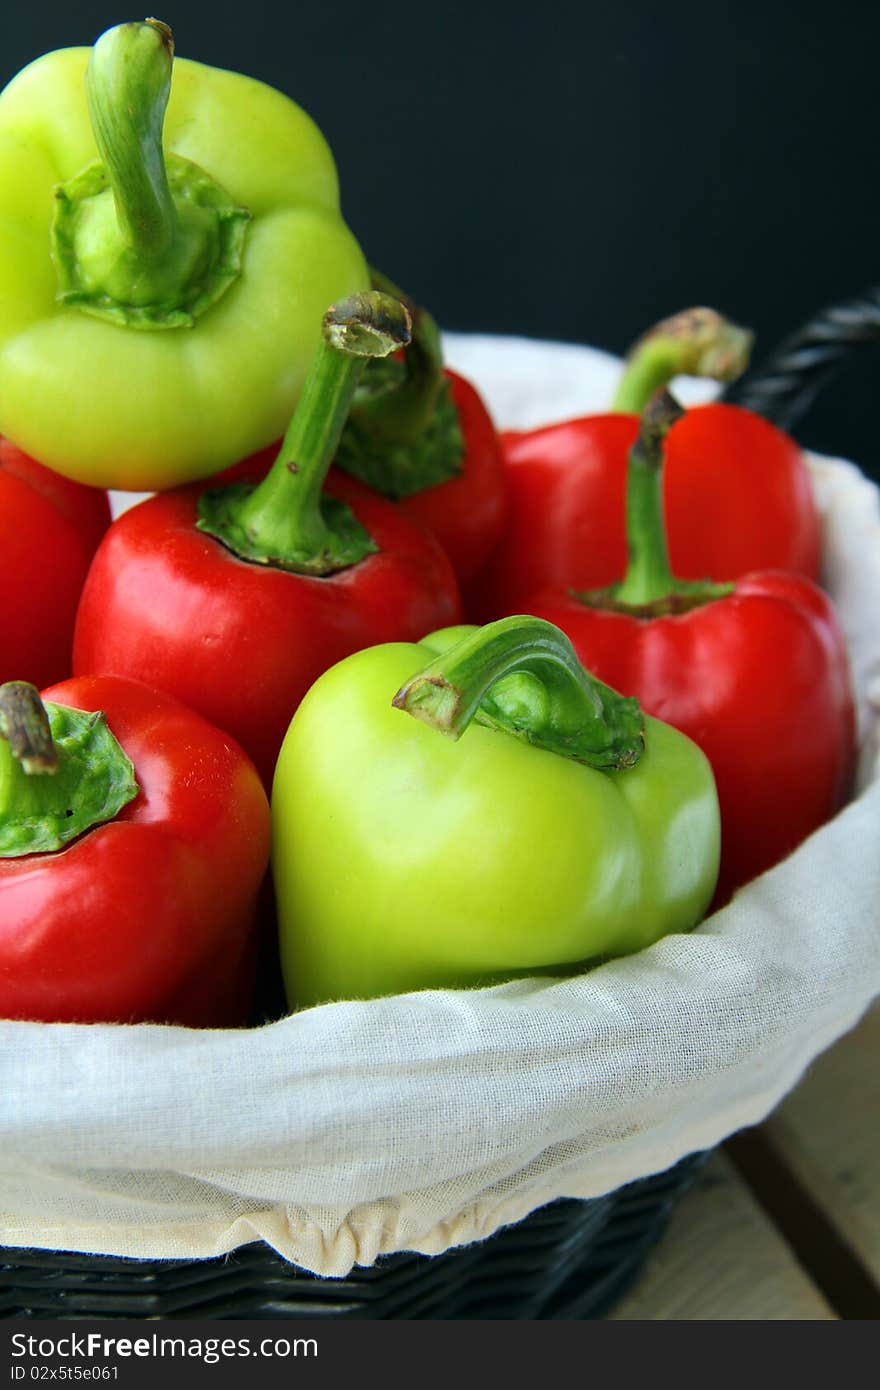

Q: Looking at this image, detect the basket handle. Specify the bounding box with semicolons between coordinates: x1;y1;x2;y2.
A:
723;287;880;429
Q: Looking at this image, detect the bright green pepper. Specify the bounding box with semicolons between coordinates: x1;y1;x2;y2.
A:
273;617;721;1008
0;19;367;489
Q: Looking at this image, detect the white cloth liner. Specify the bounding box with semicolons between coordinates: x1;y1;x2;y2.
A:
1;335;878;1275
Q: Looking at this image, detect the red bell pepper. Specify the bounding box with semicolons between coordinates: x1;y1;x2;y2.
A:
518;390;855;906
472;309;821;619
335;274;507;584
73;293;461;787
0;675;270;1025
0;439;110;687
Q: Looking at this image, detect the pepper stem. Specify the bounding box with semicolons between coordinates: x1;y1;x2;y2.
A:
0;683;58;776
357;269;447;443
196;292;412;573
612;390;683;607
393;617;644;770
612;308;753;414
86;19;178;264
335;270;465;499
51;20;250;329
593;389;737;615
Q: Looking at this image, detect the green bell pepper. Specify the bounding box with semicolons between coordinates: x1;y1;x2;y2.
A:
273;617;721;1007
0;19;367;489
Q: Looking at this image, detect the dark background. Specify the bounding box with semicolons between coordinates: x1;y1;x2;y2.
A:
4;0;879;474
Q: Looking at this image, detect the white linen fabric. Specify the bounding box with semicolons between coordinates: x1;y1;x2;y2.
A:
1;336;878;1275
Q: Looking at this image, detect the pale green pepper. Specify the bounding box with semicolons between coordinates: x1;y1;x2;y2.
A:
273;616;721;1007
0;19;367;489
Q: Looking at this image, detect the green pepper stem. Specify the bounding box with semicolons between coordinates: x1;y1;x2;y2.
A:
577;388;736;617
613;390;684;607
196;293;412;573
393;616;644;770
612;308;753;414
53;19;250;329
356;269;447;444
86;19;178;263
233;292;411;556
0;683;58;776
335;271;465;501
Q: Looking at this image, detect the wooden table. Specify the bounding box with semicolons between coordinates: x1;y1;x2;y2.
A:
611;1004;879;1320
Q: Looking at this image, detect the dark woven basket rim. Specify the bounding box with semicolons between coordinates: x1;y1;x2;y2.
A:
0;1152;708;1319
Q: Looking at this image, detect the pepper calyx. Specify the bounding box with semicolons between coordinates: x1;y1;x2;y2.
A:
0;683;139;857
197;484;379;576
572;579;736;619
53;156;250;330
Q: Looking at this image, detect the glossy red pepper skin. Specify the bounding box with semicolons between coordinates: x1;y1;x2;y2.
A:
0;674;270;1026
472;404;821;620
73;466;461;788
522;571;855;906
396;369;507;586
0;440;111;688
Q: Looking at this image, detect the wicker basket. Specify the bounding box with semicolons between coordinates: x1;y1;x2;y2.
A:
1;293;875;1322
0;1153;705;1320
